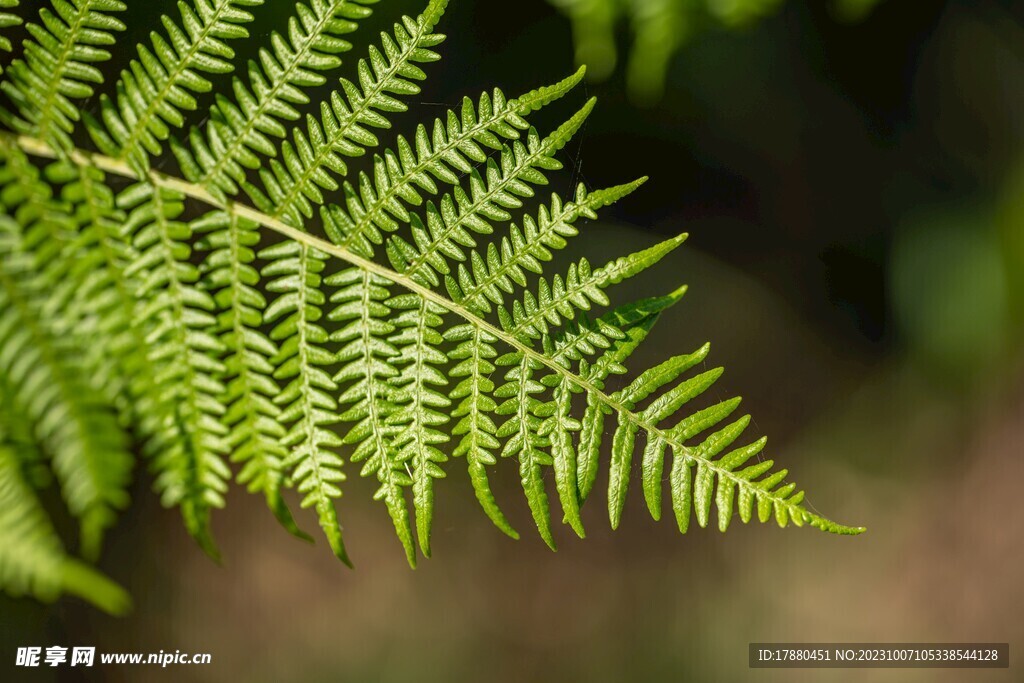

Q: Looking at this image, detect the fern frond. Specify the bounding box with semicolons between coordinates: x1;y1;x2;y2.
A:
244;0;449;226
445;179;646;314
607;343;716;527
358;98;599;550
0;0;21;68
577;287;689;501
41;161;192;525
583;341;848;535
495;352;554;547
0;368;49;490
489;299;643;542
192;210;309;541
1;0;126;154
0;442;130;615
3;142;195;558
325;267;417;565
0;213;131;561
119;183;230;558
0;138;76;297
86;0;261;173
538;364;586;536
174;0;376;197
42;160;132;406
446;323;519;540
384;100;595;286
383;294;450;557
322;68;588;256
500;234;688;341
0;0;861;588
260;240;351;564
0;144;133;557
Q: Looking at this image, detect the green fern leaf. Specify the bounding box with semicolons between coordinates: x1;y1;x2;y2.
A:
495;242;684;541
325;267;417;565
243;0;449;226
445;179;646;314
325;68;588;256
577;287;689;501
0;371;48;490
0;441;130;615
495;351;555;548
394;100;592;269
0;0;21;68
173;0;376;197
1;0;126;154
40;159;188;513
120;183;231;559
384;101;595;287
0;153;132;561
0;0;861;605
385;294;450;557
193;210;309;541
0;261;130;564
86;0;261;173
539;367;586;537
260;240;351;564
40;160;129;403
608;344;712;528
500;234;687;342
446;323;519;541
0;140;78;299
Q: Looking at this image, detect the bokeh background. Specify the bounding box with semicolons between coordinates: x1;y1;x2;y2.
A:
2;0;1023;680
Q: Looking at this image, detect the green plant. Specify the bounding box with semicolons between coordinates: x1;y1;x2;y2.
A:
0;0;861;614
549;0;885;102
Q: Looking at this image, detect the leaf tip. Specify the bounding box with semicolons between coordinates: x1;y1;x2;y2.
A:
561;65;587;92
61;561;133;617
667;284;689;302
337;548;355;569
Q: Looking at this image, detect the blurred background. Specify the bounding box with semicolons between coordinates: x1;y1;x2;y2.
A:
2;0;1023;680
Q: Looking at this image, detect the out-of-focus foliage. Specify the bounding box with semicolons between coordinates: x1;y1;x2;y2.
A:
891;209;1013;384
997;163;1024;332
549;0;885;102
0;0;19;70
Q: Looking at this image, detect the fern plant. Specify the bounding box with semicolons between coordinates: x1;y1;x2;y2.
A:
0;0;861;613
549;0;885;101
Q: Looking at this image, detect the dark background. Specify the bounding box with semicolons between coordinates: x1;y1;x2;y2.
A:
2;0;1023;680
